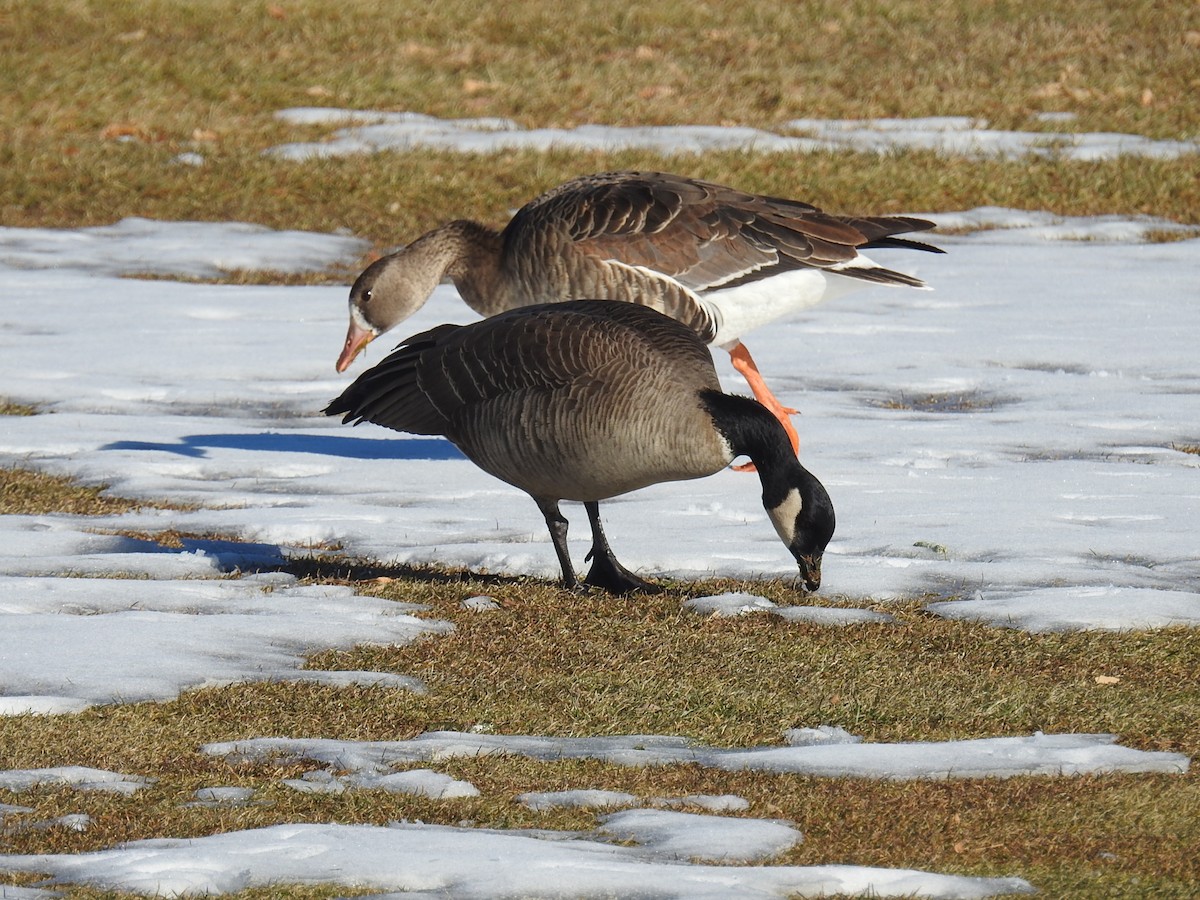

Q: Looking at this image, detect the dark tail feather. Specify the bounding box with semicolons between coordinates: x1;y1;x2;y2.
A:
860;235;945;254
324;323;461;434
842;215;945;255
834;265;928;289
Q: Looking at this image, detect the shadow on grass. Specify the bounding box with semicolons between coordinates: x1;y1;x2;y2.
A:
281;554;536;588
113;528;532;588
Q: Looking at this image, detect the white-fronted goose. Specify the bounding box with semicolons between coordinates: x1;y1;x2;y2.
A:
326;300;835;594
336;170;943;455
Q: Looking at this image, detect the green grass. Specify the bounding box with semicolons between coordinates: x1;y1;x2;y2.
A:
2;2;1198;896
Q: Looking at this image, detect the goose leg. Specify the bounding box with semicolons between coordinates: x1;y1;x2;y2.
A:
536;498;578;589
727;341;800;469
582;501;662;595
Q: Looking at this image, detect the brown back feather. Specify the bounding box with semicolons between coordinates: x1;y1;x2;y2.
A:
324;301;718;444
504;171;941;299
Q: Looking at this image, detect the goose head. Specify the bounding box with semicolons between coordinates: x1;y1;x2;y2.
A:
336;247;445;373
765;478;835;591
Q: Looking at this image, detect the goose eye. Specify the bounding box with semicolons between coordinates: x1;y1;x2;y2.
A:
362;289;373;303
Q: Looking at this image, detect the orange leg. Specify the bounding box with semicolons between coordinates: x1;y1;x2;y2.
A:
728;341;800;471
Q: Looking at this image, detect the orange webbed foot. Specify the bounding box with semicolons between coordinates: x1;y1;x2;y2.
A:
727;341;801;470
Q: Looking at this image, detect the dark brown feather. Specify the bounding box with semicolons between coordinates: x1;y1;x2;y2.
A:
326;301;718;446
505;171;941;299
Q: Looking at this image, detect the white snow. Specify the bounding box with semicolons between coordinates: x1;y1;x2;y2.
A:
686;592;896;624
0;217;366;279
3;210;1197;625
266;108;1200;161
348;768;481;799
785;725;862;747
284;768;484;801
0;820;1036;899
0;885;62;900
598;808;800;862
182;787;257;808
517;788;638;810
0;142;1198;896
268;108;809;158
654;793;750;812
685;591;779;616
202;730;1188;781
0;575;448;713
0;768;153;796
460;593;502;610
517;789;750;813
785;115;1200;161
926;586;1200;632
923;206;1200;242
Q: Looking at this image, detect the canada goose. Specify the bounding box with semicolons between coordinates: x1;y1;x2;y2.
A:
336;170;942;455
326;301;835;594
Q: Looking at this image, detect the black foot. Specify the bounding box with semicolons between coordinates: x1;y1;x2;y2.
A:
580;500;662;595
583;554;663;595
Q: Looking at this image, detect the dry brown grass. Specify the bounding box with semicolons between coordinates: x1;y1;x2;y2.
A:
0;573;1196;895
1;1;1197;269
4;0;1198;140
0;401;37;416
0;466;183;516
6;146;1199;277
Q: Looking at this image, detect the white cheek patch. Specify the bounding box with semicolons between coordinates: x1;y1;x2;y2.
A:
767;487;803;546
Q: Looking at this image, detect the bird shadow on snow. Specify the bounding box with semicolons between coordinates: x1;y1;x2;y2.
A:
105;523;532;585
92;530;288;571
100;432;466;461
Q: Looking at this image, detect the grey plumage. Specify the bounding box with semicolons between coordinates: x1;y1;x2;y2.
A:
327;301;835;594
335;171;941;460
336;170;941;369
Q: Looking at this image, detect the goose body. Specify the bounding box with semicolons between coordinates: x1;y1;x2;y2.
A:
336;170;943;454
326;301;835;594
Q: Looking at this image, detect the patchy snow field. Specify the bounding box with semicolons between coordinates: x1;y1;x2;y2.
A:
0;117;1197;896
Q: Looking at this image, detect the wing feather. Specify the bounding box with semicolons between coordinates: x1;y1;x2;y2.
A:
324;302;718;441
505;171;942;298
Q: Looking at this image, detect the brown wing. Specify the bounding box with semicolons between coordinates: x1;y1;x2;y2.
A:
324;323;459;436
324;301;718;444
506;171;942;298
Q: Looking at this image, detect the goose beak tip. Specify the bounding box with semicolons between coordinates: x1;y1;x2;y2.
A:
336;323;376;373
796;555;822;592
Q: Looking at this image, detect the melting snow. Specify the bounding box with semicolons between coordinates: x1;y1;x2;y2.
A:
267;108;1200;162
0;820;1036;898
0;178;1197;896
203;730;1188;781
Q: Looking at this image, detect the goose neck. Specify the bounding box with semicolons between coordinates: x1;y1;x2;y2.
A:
700;390;798;492
436;221;513;316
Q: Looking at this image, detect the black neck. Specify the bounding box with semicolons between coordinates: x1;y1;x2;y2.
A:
699;390;803;508
700;389;835;559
